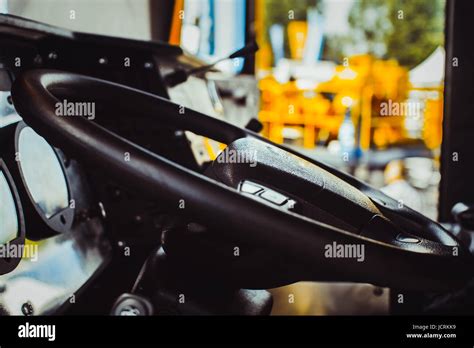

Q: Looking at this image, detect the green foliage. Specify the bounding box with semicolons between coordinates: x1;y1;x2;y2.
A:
265;0;319;24
345;0;445;68
385;0;445;67
263;0;444;68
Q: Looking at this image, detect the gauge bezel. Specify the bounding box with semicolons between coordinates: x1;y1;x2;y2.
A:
1;121;74;240
0;159;25;274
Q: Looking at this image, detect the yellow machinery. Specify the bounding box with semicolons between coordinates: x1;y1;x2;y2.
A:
258;52;444;150
255;1;444;151
258;54;414;149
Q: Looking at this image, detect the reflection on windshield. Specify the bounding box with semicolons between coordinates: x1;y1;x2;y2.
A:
0;171;18;244
18;127;69;218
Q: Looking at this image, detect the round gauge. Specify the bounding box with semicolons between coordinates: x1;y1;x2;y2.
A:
0;161;25;275
0;121;74;240
17;126;69;219
15;122;74;238
0;171;18;244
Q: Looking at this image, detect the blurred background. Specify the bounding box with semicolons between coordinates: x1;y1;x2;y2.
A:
177;0;445;221
1;0;447;315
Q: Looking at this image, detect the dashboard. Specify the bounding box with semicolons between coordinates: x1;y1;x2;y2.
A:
0;14;224;315
0;120;111;315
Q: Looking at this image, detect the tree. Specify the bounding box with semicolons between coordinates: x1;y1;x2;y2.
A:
342;0;444;68
385;0;444;68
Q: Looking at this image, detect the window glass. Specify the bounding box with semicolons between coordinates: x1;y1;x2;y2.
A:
0;170;18;244
18;127;69;218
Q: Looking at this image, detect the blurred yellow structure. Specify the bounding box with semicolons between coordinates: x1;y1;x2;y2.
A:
255;0;444;151
287;21;307;60
258;53;444;150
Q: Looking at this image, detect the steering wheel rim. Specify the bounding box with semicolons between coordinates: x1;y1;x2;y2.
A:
11;69;473;291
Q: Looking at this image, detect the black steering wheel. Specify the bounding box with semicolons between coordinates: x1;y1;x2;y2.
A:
11;69;473;291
